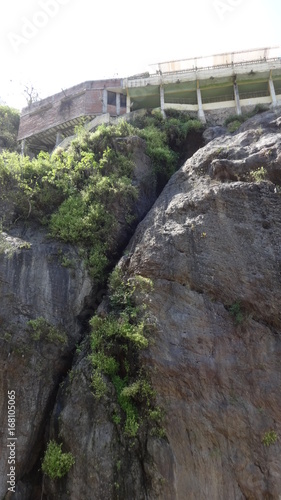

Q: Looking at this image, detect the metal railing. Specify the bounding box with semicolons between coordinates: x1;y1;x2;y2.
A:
239;90;270;100
165;97;197;105
165;90;272;106
202;94;234;104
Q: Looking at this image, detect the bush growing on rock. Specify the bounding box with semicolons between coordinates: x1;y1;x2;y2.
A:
42;440;75;480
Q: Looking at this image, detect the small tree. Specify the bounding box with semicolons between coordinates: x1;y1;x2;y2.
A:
23;83;40;107
42;440;75;480
0;105;20;151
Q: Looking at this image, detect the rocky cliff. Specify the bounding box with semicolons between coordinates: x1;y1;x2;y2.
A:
1;110;281;499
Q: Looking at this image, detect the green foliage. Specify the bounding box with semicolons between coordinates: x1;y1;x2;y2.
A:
0;230;15;256
224;114;245;127
0;111;203;284
225;105;268;134
89;268;162;439
42;440;75;480
139;125;177;188
250;166;267;182
130;110;204;191
224;114;245;133
251;103;268;115
111;375;140;437
229;302;244;325
227;120;243;133
27;317;67;344
0;123;138;283
0;106;20;152
262;431;278;446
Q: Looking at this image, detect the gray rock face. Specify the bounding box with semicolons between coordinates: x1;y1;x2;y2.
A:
121;109;281;499
2;109;281;499
45;354;149;500
0;136;157;500
0;227;92;499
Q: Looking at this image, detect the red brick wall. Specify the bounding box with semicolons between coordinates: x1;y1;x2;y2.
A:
18;79;124;140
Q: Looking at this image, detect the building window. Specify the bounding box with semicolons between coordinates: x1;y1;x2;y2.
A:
107;92;116;106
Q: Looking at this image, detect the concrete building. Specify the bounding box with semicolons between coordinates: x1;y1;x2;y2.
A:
18;47;281;152
124;47;281;122
18;79;126;152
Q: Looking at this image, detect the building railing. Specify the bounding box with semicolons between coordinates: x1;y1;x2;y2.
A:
153;57;281;79
239;90;270;99
202;94;234;104
149;47;280;75
165;97;197;105
165;90;272;106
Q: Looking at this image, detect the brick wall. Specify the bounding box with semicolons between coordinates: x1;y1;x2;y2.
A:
18;79;125;141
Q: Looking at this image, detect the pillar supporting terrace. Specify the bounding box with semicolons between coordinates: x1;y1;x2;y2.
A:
126;90;131;114
55;132;63;147
196;81;206;123
233;82;241;115
160;85;165;117
269;71;277;107
21;139;26;156
102;88;108;114
116;93;121;116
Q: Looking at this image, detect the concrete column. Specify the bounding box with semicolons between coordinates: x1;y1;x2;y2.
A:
233;82;241;115
102;88;108;114
21;139;26;156
160;85;165;117
116;93;121;116
126;92;131;114
55;132;63;147
269;76;277;107
196;82;206;123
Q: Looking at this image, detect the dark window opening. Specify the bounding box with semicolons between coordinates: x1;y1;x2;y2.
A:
107;91;116;106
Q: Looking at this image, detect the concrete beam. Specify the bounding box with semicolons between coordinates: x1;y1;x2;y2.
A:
116;93;121;116
233;83;241;115
126;90;131;114
196;82;206;123
269;74;277;107
21;139;26;156
102;88;108;114
55;132;63;147
160;85;165;118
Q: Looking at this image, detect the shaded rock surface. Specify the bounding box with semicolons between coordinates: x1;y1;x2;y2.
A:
0;137;159;500
0;227;92;500
121;110;281;499
1;110;281;499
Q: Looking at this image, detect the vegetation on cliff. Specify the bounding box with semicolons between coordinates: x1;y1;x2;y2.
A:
0;111;203;282
90;268;163;439
0;105;20;152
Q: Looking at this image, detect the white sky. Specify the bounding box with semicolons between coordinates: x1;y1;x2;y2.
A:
1;0;280;110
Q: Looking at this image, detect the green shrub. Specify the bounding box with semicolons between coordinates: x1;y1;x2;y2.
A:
0;109;203;287
89;268;162;439
27;317;67;344
42;441;75;479
0;122;139;283
224;114;245;127
227;120;243;133
130;110;203;190
262;431;278;446
250;166;267;182
0;106;20;152
229;302;244;325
